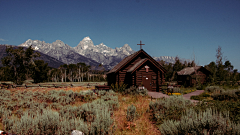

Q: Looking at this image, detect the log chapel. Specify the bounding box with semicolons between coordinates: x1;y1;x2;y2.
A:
107;41;166;92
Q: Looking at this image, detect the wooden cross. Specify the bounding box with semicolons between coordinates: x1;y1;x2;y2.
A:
137;40;145;50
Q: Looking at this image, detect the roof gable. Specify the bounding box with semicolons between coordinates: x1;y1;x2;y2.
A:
127;58;147;73
177;66;210;75
127;58;164;73
107;49;166;74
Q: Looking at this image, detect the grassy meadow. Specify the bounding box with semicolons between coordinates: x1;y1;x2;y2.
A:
0;82;240;134
0;82;160;135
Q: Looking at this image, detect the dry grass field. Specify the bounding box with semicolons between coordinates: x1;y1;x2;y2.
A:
0;84;160;135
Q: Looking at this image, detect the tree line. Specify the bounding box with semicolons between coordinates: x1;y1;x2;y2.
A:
159;46;240;86
1;45;239;86
0;45;106;85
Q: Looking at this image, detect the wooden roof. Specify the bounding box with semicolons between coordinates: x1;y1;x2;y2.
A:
177;66;206;75
107;49;166;74
127;58;148;72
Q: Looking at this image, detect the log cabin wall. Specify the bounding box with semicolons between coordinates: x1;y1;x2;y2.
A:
177;66;211;87
107;49;167;91
135;61;158;91
117;56;145;87
107;73;117;86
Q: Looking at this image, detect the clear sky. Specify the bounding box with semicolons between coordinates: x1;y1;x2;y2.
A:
0;0;240;70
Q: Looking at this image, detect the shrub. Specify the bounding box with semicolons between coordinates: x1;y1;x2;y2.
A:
110;82;127;93
2;90;117;135
92;94;119;111
159;108;240;135
196;84;207;90
149;96;192;125
126;104;136;122
190;92;210;101
211;89;240;101
122;86;148;96
171;87;182;93
205;86;224;93
0;89;11;97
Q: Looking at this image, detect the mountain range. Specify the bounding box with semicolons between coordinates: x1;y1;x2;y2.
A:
0;45;65;68
1;37;191;70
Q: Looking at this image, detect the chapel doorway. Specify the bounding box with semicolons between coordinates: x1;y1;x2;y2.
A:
142;74;152;91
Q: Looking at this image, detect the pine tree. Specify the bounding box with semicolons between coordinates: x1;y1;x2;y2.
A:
31;60;49;83
1;45;40;84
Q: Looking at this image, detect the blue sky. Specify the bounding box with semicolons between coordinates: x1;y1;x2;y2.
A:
0;0;240;70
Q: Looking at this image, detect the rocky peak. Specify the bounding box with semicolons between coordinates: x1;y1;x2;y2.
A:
122;44;132;51
76;37;94;50
83;36;91;41
52;40;66;47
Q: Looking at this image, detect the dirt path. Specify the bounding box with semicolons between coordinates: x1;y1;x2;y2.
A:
148;90;205;103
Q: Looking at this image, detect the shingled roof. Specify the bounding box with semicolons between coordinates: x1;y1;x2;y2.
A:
107;49;166;74
107;51;139;73
177;66;202;75
127;58;148;72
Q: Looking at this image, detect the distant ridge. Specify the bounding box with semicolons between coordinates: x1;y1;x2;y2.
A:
7;36;193;70
0;45;65;68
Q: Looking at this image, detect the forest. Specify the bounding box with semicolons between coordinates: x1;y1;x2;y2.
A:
0;45;106;85
1;45;239;86
160;46;240;87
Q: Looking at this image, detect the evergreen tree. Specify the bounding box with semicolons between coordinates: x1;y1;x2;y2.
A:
1;45;40;84
172;57;183;81
205;61;217;85
31;60;49;83
224;60;233;84
0;66;14;81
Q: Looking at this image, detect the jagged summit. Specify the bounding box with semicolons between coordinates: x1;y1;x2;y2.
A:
17;36;187;70
18;37;136;69
83;36;91;41
74;36;135;57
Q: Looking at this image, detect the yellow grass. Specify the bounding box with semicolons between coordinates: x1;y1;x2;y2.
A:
2;87;161;134
113;94;161;135
8;86;94;94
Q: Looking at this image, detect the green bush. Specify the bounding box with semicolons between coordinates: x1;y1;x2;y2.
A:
193;99;240;124
205;86;224;93
196;84;207;90
122;86;148;96
160;108;240;135
172;87;182;93
126;104;136;122
149;96;192;125
110;82;127;93
92;94;119;112
190;92;210;101
1;90;117;134
0;89;11;97
211;89;240;101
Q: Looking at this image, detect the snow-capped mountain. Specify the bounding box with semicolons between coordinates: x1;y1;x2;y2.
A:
18;37;135;69
74;37;135;66
0;45;65;68
19;39;102;68
18;36;190;70
74;37;133;57
153;56;191;64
